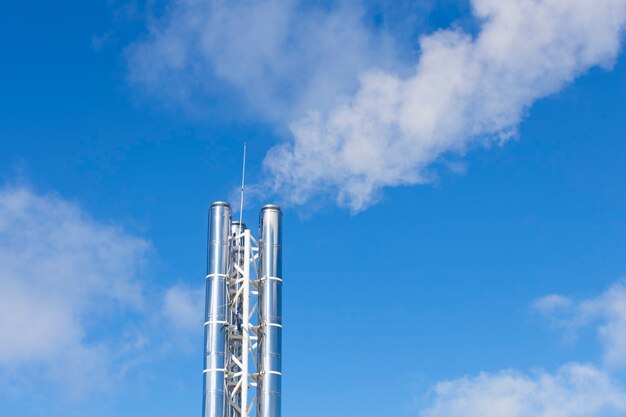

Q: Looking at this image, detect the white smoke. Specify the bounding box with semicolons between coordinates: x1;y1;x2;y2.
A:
265;0;626;211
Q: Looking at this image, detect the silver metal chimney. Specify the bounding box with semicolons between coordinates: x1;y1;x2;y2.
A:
203;202;231;417
257;205;283;417
202;201;283;417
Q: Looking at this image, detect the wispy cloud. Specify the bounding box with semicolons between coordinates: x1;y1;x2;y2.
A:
422;363;626;417
127;0;626;212
127;0;400;123
265;0;626;211
420;281;626;417
163;285;203;331
0;185;151;398
534;280;626;368
0;184;204;400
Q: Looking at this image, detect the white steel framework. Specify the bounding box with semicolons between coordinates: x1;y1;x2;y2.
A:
225;227;259;417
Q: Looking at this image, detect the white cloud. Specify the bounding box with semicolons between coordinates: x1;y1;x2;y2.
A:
581;283;626;368
159;285;205;353
0;185;151;398
127;0;400;123
264;0;626;211
0;184;215;400
127;0;626;211
532;294;573;314
421;281;626;417
163;284;204;333
535;281;626;368
422;363;626;417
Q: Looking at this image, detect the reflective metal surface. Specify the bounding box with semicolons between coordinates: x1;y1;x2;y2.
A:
257;205;282;417
203;202;284;417
204;202;231;417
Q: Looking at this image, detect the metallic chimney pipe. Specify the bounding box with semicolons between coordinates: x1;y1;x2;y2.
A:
204;202;231;417
257;205;283;417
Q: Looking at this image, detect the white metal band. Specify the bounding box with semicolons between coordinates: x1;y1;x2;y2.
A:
204;320;228;326
206;273;229;279
203;368;226;373
265;322;283;328
259;276;282;283
266;370;282;376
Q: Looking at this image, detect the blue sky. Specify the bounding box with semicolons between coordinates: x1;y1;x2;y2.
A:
1;1;626;416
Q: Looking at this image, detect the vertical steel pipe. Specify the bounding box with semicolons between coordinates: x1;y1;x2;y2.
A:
203;202;231;417
257;205;283;417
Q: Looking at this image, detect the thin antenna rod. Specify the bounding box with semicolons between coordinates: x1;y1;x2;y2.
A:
239;142;247;225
